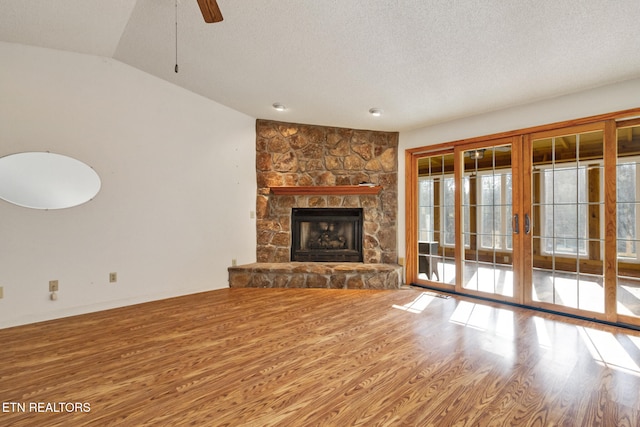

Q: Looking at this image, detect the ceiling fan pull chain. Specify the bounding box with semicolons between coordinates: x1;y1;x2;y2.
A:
174;0;179;73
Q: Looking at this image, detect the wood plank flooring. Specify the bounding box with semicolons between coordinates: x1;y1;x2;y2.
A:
2;287;640;426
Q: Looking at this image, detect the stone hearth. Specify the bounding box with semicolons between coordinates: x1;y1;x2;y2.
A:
229;262;402;289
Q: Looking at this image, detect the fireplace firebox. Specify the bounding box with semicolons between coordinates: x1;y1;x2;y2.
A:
291;208;363;262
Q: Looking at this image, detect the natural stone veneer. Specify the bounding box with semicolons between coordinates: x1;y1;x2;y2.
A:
229;263;402;289
255;120;399;264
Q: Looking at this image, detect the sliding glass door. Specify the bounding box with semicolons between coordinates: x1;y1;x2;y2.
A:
406;112;640;328
458;142;519;301
411;138;524;304
526;125;606;317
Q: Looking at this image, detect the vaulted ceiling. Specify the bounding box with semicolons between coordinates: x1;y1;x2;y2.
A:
2;0;640;131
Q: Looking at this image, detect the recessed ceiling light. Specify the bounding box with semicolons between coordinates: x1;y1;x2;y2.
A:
272;102;287;112
369;108;383;117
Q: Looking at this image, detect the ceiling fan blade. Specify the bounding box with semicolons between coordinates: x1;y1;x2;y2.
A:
197;0;223;23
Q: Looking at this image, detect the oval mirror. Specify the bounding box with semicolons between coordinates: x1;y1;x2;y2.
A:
0;152;101;209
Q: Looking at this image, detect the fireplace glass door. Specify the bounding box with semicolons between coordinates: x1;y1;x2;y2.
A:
291;208;363;262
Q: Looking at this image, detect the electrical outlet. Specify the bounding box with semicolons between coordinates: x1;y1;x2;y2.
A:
0;286;4;299
398;257;405;266
109;272;117;283
49;280;59;292
231;259;237;266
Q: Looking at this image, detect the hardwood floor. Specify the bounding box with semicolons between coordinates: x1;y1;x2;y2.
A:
2;288;640;426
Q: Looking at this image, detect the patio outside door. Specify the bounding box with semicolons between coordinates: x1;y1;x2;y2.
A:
525;124;607;317
455;138;523;303
408;115;640;328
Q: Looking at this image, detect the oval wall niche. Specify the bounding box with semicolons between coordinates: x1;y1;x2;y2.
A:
0;152;101;209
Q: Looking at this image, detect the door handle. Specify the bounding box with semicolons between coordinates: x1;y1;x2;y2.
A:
513;214;519;234
524;213;531;234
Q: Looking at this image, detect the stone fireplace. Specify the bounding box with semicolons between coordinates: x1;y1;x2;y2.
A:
255;120;398;264
228;120;402;289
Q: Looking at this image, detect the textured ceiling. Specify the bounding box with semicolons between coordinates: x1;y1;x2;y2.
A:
2;0;640;131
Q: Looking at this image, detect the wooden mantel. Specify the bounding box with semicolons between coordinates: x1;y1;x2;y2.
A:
269;185;382;196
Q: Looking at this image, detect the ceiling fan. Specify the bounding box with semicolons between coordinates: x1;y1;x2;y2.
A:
196;0;223;23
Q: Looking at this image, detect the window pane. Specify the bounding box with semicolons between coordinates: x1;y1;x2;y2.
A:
474;172;514;250
480;175;494;205
493;175;502;206
617;163;636;204
493;205;502;249
505;173;513;249
418;177;434;242
443;177;455;245
505;206;513;250
479;174;505;249
542;166;588;255
462;176;470;246
617;163;637;257
553;168;578;204
480;205;493;248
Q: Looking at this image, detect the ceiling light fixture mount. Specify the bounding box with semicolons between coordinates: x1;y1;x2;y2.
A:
369;108;383;117
468;149;485;160
272;102;287;112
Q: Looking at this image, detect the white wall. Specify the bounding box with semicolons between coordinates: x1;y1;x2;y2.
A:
398;78;640;264
0;42;257;328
